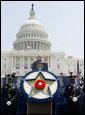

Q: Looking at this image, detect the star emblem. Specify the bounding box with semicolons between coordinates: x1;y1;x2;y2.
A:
23;70;59;99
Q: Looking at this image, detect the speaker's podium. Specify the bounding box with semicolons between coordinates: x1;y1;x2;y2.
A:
20;62;60;114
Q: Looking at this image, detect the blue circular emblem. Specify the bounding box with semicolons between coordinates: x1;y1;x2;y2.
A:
20;69;60;103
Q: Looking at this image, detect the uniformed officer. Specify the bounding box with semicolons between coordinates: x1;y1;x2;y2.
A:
32;55;48;70
2;73;19;114
79;72;84;92
64;73;82;114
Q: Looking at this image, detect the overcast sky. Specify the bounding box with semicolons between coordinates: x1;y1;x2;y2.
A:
1;1;84;59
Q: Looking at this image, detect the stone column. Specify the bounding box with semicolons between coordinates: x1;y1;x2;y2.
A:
36;42;38;49
28;57;30;69
15;56;16;69
23;56;24;69
20;56;21;69
20;43;21;50
23;42;25;50
48;56;49;68
50;57;52;68
42;43;43;50
39;42;41;50
33;42;34;49
12;55;13;68
30;42;31;49
26;42;28;50
42;56;44;62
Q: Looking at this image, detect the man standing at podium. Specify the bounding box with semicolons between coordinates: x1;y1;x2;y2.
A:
32;55;48;70
2;73;19;114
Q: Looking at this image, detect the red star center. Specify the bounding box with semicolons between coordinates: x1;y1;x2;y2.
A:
35;80;46;89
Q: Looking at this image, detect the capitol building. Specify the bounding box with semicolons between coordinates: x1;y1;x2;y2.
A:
1;4;84;78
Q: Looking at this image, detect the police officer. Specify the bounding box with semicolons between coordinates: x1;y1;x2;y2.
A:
79;72;84;92
2;73;19;114
32;55;48;70
64;73;82;114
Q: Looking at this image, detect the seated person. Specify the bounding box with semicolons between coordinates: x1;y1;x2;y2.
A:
32;55;48;70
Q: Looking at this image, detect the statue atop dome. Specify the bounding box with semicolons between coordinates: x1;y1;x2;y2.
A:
29;3;35;19
31;3;34;11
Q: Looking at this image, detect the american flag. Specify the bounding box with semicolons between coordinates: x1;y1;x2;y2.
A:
77;73;81;79
76;60;81;79
27;45;32;49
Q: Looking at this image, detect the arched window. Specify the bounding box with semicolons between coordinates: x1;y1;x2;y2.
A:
37;34;39;37
3;63;6;69
29;33;30;37
34;43;36;49
38;42;40;49
4;58;6;61
31;33;33;37
24;57;28;69
26;33;27;37
57;65;60;69
23;34;25;37
16;56;20;69
34;33;36;37
25;42;27;49
40;34;41;38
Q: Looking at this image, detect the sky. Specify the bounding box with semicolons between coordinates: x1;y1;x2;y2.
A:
1;1;84;59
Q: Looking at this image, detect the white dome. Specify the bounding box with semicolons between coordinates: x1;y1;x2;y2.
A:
13;4;51;51
21;19;45;32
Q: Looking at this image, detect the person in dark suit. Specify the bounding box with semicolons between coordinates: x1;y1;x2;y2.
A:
2;73;19;114
32;55;48;70
64;73;82;114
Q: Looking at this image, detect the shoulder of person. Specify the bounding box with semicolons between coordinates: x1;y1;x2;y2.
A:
65;84;71;89
40;61;47;64
3;84;9;89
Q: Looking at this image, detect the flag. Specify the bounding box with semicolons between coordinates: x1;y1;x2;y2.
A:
77;73;81;79
77;60;79;74
76;60;81;79
27;45;32;49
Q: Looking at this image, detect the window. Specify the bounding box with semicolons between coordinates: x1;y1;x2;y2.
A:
21;43;23;50
24;57;28;69
4;58;6;61
31;33;33;37
26;33;27;37
57;59;59;61
16;57;20;69
34;33;36;37
30;58;34;61
40;34;41;38
38;42;39;49
29;33;30;37
24;65;28;69
57;65;60;69
34;43;36;49
4;64;6;69
37;34;39;37
23;34;25;37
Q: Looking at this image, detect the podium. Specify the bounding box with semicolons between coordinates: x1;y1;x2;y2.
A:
20;70;60;114
27;101;52;114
